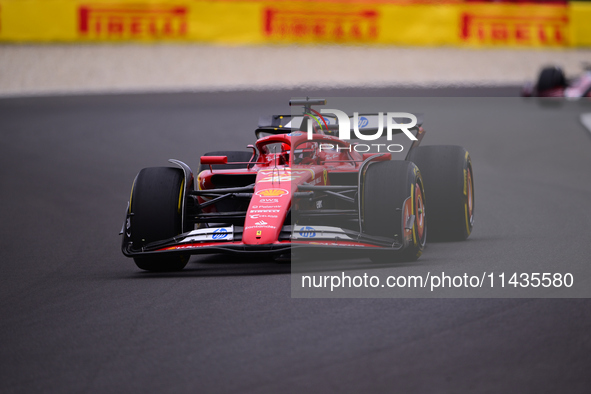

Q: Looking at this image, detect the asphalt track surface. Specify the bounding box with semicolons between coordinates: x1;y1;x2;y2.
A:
1;88;591;393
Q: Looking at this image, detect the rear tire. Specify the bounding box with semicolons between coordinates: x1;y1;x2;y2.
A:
362;160;427;263
536;66;566;92
129;167;189;271
407;145;474;242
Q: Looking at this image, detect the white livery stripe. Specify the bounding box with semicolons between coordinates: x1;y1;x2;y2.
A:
181;226;234;242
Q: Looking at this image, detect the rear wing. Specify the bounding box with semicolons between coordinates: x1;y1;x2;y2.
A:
255;115;294;139
256;104;423;140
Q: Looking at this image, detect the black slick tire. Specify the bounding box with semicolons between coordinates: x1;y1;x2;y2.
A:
362;160;427;263
536;66;566;92
407;145;474;242
129;167;189;271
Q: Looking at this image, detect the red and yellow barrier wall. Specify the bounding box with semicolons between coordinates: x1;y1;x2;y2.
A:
0;0;589;47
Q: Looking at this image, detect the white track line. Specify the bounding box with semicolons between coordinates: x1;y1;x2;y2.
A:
581;113;591;135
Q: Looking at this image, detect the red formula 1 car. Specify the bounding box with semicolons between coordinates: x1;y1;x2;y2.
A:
522;65;591;98
121;98;474;271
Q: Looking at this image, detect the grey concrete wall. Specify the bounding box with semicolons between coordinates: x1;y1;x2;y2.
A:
1;44;590;96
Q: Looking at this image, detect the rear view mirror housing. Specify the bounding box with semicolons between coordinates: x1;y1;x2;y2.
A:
200;156;228;165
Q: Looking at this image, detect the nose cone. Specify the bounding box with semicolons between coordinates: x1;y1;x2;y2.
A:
242;167;318;245
243;168;293;245
243;187;290;245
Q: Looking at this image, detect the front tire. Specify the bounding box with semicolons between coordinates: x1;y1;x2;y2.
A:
128;167;189;271
362;160;427;263
407;145;474;242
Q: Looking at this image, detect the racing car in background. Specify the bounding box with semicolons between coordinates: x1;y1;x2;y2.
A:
522;64;591;98
121;98;474;271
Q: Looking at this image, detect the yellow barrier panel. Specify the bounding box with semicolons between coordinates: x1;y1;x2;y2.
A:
570;2;591;47
1;1;195;42
0;0;588;47
459;3;569;47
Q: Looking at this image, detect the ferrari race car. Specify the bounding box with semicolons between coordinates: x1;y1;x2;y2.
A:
121;98;474;271
522;64;591;98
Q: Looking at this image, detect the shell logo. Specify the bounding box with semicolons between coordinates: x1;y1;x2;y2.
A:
256;188;289;197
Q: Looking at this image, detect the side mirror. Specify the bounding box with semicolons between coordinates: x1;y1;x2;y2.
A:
200;156;228;165
200;156;227;172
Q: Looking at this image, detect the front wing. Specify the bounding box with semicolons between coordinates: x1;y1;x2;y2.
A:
121;225;405;258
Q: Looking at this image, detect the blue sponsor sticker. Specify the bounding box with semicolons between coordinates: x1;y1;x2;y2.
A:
212;228;228;239
299;226;316;238
358;116;369;128
287;132;302;136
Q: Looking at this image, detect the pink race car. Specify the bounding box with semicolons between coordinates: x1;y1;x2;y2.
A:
522;65;591;98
